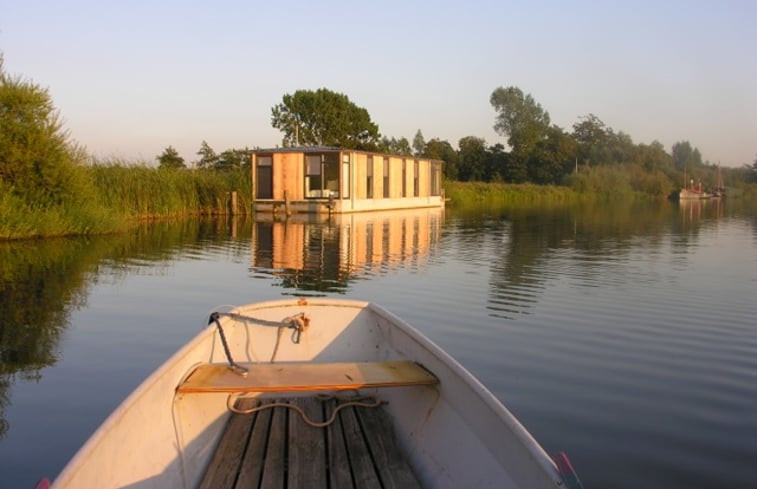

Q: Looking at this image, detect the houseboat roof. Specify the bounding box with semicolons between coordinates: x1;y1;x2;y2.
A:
251;146;443;163
251;146;342;154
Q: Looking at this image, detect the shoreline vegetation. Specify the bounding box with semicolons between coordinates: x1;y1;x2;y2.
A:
0;160;252;241
5;172;756;241
3;54;756;241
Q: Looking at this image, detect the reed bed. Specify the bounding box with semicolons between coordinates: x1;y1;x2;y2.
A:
87;163;251;219
444;181;581;208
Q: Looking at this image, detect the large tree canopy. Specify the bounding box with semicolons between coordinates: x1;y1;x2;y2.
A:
490;86;551;156
271;88;380;150
671;141;702;170
0;55;90;206
156;146;185;169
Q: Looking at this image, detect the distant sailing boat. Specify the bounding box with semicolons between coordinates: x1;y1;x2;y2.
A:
711;166;726;198
679;169;710;200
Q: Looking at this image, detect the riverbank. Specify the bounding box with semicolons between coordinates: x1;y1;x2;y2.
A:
4;173;756;241
0;165;251;240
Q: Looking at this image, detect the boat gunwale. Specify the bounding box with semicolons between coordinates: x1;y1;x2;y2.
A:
364;300;562;485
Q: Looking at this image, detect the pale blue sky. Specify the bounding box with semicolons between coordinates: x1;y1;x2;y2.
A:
2;0;755;167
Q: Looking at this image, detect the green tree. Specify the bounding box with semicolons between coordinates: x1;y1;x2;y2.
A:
195;140;218;169
490;86;551;157
671;141;702;170
271;88;380;149
572;114;608;167
635;141;672;172
424;138;458;180
0;54;91;206
412;129;425;157
215;148;250;171
379;136;412;156
528;127;577;184
457;136;487;181
485;143;508;182
157;146;185;169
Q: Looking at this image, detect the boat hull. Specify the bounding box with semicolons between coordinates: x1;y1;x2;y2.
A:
52;299;562;489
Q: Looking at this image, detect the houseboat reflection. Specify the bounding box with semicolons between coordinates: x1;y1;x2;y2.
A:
250;208;444;292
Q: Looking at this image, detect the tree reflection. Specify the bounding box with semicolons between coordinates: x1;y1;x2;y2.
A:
0;238;97;438
447;199;729;320
0;217;251;438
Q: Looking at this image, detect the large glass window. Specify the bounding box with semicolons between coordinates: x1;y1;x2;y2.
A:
383;158;390;198
305;155;322;198
366;156;373;199
341;154;350;199
305;153;340;198
324;153;339;197
430;161;441;196
413;160;419;197
402;159;407;198
256;155;273;199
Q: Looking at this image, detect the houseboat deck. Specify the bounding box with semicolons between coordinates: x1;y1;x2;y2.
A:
198;395;422;489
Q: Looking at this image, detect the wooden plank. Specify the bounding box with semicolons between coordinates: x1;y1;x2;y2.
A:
356;405;422;489
197;397;256;489
287;397;327;489
259;399;287;489
325;399;354;489
235;399;273;489
339;406;382;489
200;395;422;489
177;361;437;394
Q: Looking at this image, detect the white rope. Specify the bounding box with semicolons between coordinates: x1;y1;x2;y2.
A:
226;392;383;428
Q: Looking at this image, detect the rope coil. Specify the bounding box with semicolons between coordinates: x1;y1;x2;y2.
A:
227;392;383;428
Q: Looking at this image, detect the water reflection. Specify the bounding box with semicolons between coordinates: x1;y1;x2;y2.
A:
0;218;250;439
0;238;101;438
678;198;725;226
444;200;729;319
250;209;444;293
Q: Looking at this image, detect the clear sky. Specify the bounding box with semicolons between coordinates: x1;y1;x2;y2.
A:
2;0;755;167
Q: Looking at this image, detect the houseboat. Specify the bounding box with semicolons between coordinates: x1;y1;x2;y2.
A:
250;147;444;214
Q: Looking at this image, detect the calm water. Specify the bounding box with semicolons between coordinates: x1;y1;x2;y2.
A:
1;199;756;488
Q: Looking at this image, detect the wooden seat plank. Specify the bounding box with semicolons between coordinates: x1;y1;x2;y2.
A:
177;361;437;394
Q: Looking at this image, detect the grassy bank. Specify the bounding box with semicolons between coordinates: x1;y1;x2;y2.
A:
88;163;251;219
0;163;251;240
444;181;581;208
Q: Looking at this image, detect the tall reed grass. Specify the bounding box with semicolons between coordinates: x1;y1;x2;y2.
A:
87;160;251;219
0;179;122;240
1;160;252;240
444;181;581;208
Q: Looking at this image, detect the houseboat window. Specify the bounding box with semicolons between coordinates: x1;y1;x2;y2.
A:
430;161;441;196
305;155;322;198
383;157;390;198
402;159;407;198
256;155;273;199
305;153;340;198
366;156;373;198
324;153;339;198
413;160;419;197
341;154;350;199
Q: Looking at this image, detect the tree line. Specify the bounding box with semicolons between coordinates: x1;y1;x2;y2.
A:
266;87;757;195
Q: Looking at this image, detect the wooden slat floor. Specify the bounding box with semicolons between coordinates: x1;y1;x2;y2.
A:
198;396;423;489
